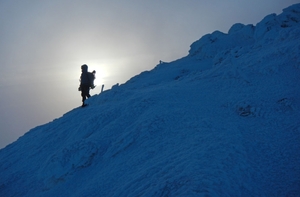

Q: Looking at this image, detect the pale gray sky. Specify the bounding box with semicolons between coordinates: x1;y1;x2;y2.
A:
0;0;298;148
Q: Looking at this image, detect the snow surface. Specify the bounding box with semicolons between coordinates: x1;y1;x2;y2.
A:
1;3;300;197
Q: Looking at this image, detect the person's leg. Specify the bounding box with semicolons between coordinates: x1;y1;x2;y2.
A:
81;90;85;102
81;85;89;106
87;90;91;98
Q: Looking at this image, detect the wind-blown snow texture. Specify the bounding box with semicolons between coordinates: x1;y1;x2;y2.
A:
1;4;300;197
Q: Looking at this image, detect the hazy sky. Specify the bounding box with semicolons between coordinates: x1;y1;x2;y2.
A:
0;0;298;149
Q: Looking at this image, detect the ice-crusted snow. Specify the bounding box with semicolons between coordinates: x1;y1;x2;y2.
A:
1;3;300;197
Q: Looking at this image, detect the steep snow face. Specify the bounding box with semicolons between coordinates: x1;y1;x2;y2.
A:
1;3;300;197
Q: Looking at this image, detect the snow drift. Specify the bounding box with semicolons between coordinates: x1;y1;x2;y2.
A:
1;3;300;197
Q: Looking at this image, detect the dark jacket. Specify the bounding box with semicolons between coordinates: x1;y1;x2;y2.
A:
80;67;91;86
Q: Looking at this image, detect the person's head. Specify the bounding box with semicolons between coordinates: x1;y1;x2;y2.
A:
81;64;88;72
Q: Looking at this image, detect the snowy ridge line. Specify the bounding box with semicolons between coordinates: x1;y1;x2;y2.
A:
0;3;300;197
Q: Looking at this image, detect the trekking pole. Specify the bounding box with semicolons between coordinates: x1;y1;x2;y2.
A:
101;84;104;93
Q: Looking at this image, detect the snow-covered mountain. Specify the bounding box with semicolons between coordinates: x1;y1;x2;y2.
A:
1;3;300;197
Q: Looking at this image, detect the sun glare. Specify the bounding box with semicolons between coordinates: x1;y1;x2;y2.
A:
75;60;114;88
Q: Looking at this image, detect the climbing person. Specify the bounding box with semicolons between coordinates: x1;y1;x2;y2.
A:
79;64;95;107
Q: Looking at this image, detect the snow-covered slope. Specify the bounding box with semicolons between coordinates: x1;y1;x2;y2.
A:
1;4;300;197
